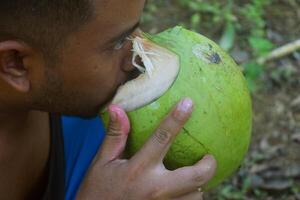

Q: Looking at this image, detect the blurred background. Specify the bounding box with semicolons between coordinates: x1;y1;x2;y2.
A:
141;0;300;199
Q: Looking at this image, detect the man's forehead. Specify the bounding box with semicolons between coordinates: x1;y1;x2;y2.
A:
92;0;145;34
93;0;109;8
67;0;145;49
94;0;145;13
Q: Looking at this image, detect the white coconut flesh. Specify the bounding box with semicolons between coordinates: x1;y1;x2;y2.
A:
111;36;180;112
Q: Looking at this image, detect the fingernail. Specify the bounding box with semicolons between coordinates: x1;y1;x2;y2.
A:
203;155;213;161
109;105;119;122
110;111;117;122
202;155;217;168
178;98;193;113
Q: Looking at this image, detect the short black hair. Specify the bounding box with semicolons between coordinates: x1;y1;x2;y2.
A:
0;0;93;62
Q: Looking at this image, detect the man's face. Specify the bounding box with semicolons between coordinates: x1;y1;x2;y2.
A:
35;0;145;117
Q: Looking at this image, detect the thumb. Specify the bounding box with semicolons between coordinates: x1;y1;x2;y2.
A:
98;104;130;163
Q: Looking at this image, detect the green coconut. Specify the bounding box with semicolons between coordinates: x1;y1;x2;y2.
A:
102;26;252;189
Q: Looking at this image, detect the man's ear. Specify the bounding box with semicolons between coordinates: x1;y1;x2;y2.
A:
0;41;32;93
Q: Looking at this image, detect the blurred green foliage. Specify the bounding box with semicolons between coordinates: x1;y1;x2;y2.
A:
142;0;275;92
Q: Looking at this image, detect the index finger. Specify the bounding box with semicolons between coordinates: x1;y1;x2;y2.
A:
131;98;193;166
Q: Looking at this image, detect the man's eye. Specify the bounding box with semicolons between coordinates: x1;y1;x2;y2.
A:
114;37;128;50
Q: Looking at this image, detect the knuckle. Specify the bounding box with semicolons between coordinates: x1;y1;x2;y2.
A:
108;125;123;136
108;134;124;145
192;168;206;184
149;186;164;200
171;112;187;125
171;106;191;125
153;128;172;145
106;128;124;142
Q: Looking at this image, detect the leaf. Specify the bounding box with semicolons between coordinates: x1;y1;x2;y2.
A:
249;37;274;56
246;77;258;92
243;61;264;92
219;22;235;51
190;13;201;30
243;61;263;80
187;1;221;14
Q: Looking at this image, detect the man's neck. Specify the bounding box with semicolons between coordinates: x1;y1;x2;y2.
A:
0;110;51;199
0;110;35;138
0;110;48;152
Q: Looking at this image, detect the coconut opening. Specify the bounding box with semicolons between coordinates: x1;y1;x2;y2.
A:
127;56;144;81
111;36;180;112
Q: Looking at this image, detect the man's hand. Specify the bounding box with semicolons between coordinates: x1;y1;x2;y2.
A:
76;98;217;200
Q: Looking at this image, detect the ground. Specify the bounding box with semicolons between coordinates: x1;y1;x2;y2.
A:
142;1;300;199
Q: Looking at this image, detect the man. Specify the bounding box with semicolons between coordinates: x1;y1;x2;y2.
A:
0;0;217;199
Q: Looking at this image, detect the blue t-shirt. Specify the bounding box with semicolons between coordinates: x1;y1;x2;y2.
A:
62;116;106;200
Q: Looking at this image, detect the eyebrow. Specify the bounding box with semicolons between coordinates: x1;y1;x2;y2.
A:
109;21;140;44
